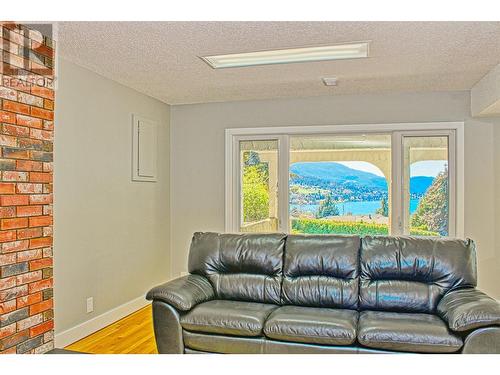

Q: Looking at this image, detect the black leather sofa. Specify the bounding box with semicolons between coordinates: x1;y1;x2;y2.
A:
146;233;500;354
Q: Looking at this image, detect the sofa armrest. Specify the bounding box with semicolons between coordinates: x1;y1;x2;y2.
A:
146;274;214;311
437;288;500;332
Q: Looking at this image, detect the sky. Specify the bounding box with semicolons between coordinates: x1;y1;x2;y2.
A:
337;160;447;177
409;160;447;177
337;161;385;176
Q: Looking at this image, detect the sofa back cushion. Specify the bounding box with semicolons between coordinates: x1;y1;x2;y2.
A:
282;235;360;309
360;236;477;313
188;232;286;304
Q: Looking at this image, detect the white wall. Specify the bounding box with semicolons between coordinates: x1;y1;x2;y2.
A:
170;91;500;299
54;59;171;335
471;63;500;117
495;123;500;297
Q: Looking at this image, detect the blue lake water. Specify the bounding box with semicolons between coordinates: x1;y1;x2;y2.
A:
290;199;420;215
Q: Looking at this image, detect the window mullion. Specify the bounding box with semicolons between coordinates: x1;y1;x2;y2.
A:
278;135;290;233
391;131;403;235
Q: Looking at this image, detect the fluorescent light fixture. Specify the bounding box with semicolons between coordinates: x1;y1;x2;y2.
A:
201;42;369;69
322;77;338;86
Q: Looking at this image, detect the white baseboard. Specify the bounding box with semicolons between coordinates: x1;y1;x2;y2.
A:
54;295;150;348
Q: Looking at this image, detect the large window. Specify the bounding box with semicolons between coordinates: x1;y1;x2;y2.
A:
239;140;279;232
289;134;392;236
226;123;462;237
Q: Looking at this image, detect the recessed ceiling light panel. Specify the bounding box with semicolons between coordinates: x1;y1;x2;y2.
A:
201;42;369;69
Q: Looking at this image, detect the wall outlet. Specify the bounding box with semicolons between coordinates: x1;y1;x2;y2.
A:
86;297;94;313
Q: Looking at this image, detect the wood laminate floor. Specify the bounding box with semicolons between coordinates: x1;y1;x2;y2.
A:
65;305;158;354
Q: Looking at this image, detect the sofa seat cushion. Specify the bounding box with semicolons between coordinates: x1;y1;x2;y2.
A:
263;306;358;346
180;300;278;337
358;311;463;353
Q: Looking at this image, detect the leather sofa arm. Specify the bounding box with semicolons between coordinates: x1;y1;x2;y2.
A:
146;274;214;311
437;288;500;332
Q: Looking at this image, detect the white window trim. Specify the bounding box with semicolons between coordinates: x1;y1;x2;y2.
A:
225;122;464;238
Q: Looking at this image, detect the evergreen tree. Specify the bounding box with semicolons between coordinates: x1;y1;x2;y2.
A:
376;197;389;217
242;152;270;222
316;193;340;218
410;168;448;235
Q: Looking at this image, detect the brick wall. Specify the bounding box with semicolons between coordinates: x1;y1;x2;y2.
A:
0;22;54;354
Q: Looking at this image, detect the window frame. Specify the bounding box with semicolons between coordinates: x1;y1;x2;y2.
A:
225;122;464;238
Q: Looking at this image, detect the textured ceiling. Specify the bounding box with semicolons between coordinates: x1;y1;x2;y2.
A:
57;22;500;105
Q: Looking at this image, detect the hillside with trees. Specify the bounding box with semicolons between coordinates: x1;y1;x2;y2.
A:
242;152;270;223
410;168;448;236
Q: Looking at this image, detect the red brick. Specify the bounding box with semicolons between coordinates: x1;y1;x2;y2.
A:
29;319;53;337
18;92;43;107
29;172;51;183
0;110;16;124
18;137;43;150
30;151;53;163
1;123;30;137
17;249;42;262
43;205;52;216
16;160;43;171
0;183;16;194
30;128;53;141
43;184;53;194
42;249;52;259
42;162;52;172
1;147;30;159
16;183;43;194
1;217;28;230
0;346;17;354
29;236;52;249
30;106;53;121
16;114;42;129
31;42;54;59
31;60;50;73
0;40;19;55
3;52;27;70
29;258;52;271
29;299;53;315
28;278;52;293
0;207;16;218
0;284;28;301
1;194;29;206
0;276;17;292
1;28;54;353
17;227;43;240
17;292;42;308
2;100;30;115
0;323;16;339
0;230;16;243
0;159;16;172
30;84;54;100
43;120;53;131
0;329;29;351
2;26;28;45
2;171;28;182
0;134;16;147
17;313;43;331
1;240;29;253
0;253;17;266
44;99;54;110
29;194;52;204
29;216;52;227
0;87;17;101
16;270;42;285
17;205;43;217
